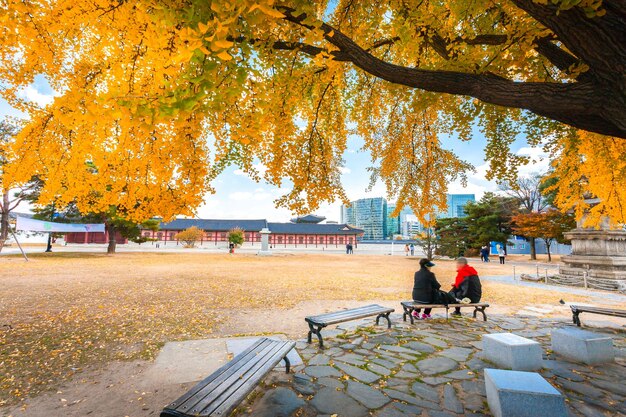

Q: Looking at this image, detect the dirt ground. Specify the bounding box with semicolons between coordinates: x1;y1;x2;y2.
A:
1;252;622;416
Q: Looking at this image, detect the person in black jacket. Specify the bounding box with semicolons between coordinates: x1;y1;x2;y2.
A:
449;257;483;316
412;258;454;319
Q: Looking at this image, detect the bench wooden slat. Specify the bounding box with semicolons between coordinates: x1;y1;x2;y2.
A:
402;301;490;308
161;338;294;417
571;304;626;327
168;338;272;412
178;340;282;414
306;304;394;325
571;305;626;317
307;304;386;320
305;304;395;348
209;342;294;416
401;301;490;323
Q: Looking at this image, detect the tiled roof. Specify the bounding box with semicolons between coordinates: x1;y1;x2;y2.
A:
159;219;268;232
290;214;326;224
267;222;363;235
157;218;363;235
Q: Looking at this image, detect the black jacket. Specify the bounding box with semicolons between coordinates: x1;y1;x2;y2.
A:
452;274;482;303
412;267;441;303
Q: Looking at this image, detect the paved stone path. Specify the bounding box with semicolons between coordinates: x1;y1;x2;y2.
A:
239;313;626;417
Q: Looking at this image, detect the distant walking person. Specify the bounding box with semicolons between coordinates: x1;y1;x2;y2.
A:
497;244;506;264
404;244;410;256
449;257;482;316
410;243;415;256
346;243;350;255
480;245;490;262
349;243;353;254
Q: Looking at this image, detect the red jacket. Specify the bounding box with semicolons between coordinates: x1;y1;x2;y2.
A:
453;265;478;288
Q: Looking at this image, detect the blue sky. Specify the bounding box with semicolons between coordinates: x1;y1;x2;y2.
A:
3;79;550;222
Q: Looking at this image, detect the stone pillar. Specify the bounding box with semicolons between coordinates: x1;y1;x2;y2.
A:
258;227;272;256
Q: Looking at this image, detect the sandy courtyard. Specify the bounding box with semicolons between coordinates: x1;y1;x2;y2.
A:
2;252;624;416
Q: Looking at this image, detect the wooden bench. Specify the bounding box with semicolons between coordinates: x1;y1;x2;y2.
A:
305;304;395;348
401;301;490;324
571;304;626;327
161;337;295;417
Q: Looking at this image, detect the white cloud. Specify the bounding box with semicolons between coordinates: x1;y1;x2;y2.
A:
338;167;351;174
228;191;253;201
516;146;551;176
228;189;272;201
20;85;55;107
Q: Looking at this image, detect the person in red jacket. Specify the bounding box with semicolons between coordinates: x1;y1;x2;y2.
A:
449;257;482;316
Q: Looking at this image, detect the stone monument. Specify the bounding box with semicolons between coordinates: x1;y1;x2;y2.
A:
257;227;272;256
559;197;626;291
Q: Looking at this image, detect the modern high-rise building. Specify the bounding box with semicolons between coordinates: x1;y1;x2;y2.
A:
341;197;388;240
438;194;476;218
341;194;475;240
386;203;401;238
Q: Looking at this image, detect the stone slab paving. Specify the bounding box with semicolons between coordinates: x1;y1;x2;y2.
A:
239;314;626;417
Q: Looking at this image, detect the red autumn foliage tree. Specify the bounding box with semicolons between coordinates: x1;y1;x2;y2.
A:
512;210;576;261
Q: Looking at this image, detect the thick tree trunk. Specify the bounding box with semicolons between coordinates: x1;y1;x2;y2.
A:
107;224;117;254
545;241;552;262
529;237;537;261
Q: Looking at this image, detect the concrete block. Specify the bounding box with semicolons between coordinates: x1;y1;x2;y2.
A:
485;368;568;417
482;333;543;371
551;327;614;365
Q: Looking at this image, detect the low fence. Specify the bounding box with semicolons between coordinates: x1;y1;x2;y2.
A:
521;273;626;293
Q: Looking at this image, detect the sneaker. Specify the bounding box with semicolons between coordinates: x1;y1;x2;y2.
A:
421;314;431;320
411;311;421;320
451;311;462;317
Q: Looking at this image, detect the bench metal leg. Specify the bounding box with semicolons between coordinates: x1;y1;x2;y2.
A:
473;306;487;321
402;306;414;325
573;311;581;327
307;322;325;348
283;356;291;373
376;312;392;329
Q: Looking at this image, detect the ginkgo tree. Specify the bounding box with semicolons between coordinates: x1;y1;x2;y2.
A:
0;0;624;227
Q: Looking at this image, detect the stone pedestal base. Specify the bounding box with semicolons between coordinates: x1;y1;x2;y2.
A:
551;328;614;365
482;333;543;371
485;369;567;417
559;228;626;291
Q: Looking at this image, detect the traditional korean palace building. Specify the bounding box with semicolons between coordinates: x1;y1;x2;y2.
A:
141;215;364;248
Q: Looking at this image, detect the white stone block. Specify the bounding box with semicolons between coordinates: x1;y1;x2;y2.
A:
485;368;568;417
551;327;614;365
482;333;543;371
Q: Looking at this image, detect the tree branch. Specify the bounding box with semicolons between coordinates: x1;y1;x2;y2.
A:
278;6;626;138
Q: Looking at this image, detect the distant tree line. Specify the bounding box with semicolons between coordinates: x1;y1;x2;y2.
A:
432;174;575;261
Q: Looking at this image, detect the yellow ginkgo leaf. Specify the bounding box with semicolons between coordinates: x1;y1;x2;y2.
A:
257;5;285;18
198;22;209;34
217;50;232;61
213;39;234;49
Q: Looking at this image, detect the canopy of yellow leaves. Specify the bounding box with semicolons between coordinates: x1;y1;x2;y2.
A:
0;0;623;224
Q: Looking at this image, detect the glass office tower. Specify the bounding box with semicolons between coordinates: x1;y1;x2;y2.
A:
341;197;388;240
386;203;401;239
440;194;475;218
